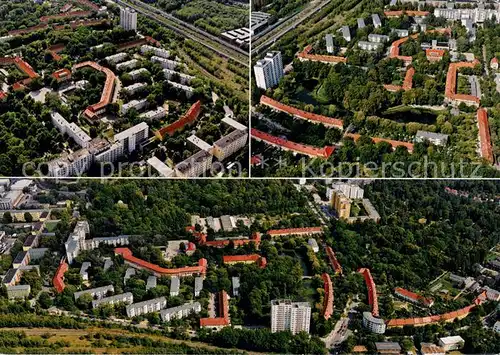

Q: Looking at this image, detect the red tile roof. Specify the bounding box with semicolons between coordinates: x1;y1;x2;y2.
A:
191;230;261;248
114;248;207;276
0;91;6;100
326;246;343;275
267;227;323;236
358;268;378;317
0;57;40;91
346;133;414;152
384;10;429;17
298;45;347;64
252;128;335;159
477;108;493;164
260;95;343;129
390;28;450;61
250;155;262;165
387;295;485;327
223;254;266;268
322;273;334;320
426;48;446;62
445;60;481;104
200;290;230;327
402;67;415;90
74;61;116;119
52;68;71;81
40;10;92;23
53;260;68;293
53;18;107;31
155;101;201;139
8;24;49;36
394;287;433;307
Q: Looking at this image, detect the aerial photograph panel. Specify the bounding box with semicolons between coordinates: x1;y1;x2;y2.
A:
0;0;250;178
250;0;500;178
0;178;499;353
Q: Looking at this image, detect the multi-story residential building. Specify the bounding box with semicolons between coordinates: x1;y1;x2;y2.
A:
393;29;409;38
51;112;91;148
160;302;201;322
65;221;90;264
368;34;390;43
330;182;364;199
116;59;139;71
221;116;247;131
212;129;248;161
175;150;213;177
94;141;124;164
434;6;500;24
125;297;167;317
232;276;240;296
74;285;114;301
358;41;384;51
271;299;311;335
124;268;136;283
438;336;464;352
140;107;167;121
12;251;30;268
0;190;24;210
194;277;203;297
357;18;366;29
128;68;150;80
114;122;149;153
6;284;30;299
308;238;319;253
326;34;334;53
141;45;170;58
147;156;174;177
363;312;386;334
146;276;157;290
167;80;194;98
121;99;148;116
341;26;351;42
151;56;181;70
123;82;148;95
170;276;180;296
253;51;284;90
187;135;212;152
163;69;195;85
493;321;500;333
65;221;130;263
372;14;382;28
92;292;134;309
415;130;449;146
105;53;128;65
80;262;91;281
120;7;137;31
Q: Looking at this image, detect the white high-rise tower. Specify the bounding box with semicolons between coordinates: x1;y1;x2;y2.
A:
254;51;284;90
271;299;311;334
120;7;137;31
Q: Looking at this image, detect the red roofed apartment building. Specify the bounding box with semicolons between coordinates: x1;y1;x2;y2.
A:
345;133;414;153
8;24;49;36
387;292;486;328
298;45;347;65
52;68;72;83
445;60;481;106
223;254;267;268
53;259;69;293
389;29;450;65
394;287;434;307
53;18;108;31
384;66;415;92
40;10;92;23
358;268;379;317
252;128;335;159
193;231;261;249
0;57;40;90
322;273;334;320
326;246;343;275
266;227;323;237
384;10;430;17
155;100;202;140
114;247;207;277
260;95;344;129
477;108;494;164
426;49;446;62
73;61;116;120
200;290;230;329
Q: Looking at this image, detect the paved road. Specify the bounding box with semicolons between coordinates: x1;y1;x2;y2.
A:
111;0;249;67
252;0;331;56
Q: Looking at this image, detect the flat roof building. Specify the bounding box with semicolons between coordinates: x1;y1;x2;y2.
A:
160;302;201;322
74;285;114;301
194;276;203;297
126;296;167;317
170;276;180;296
92;292;134;309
